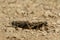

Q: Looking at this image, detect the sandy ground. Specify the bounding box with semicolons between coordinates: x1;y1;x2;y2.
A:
0;0;60;40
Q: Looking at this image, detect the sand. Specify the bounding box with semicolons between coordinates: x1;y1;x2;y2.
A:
0;0;60;40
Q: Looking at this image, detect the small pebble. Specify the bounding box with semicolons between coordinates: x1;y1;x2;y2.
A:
42;31;47;36
55;28;60;33
57;20;60;24
58;13;60;16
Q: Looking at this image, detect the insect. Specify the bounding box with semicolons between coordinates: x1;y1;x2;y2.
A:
11;21;31;29
11;21;48;30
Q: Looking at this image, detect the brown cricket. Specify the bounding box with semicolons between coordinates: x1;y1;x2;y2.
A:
11;21;48;30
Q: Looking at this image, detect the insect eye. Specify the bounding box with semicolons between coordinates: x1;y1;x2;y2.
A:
11;21;16;25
